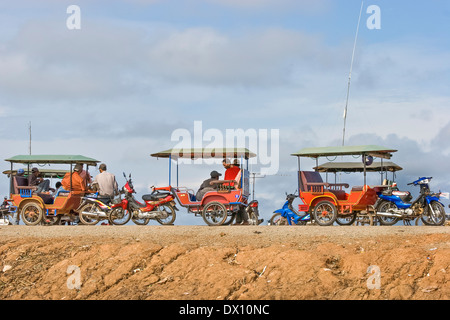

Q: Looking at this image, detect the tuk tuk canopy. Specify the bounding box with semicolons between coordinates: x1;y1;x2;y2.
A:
313;161;403;173
4;155;100;166
291;145;398;160
2;168;69;178
151;148;257;160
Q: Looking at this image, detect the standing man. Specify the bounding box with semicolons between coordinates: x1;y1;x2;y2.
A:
92;163;119;203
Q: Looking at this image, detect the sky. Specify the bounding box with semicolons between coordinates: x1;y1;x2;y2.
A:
1;0;449;225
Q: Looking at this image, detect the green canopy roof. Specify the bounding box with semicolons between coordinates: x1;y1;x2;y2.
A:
4;155;100;166
151;148;257;159
291;145;397;160
313;161;403;173
2;168;69;178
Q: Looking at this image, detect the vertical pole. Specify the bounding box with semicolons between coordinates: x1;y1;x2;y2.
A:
169;155;172;186
9;162;13;197
297;156;301;193
363;154;367;187
176;159;179;188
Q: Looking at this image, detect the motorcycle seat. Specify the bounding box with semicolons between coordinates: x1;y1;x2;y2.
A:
142;192;170;202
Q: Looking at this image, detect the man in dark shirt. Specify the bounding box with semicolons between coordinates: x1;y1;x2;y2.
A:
28;167;50;193
196;171;221;201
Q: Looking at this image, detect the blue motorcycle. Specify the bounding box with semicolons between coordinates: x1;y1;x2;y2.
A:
375;177;446;226
270;193;311;226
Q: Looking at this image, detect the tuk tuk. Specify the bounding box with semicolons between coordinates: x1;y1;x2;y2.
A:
4;154;100;225
150;148;261;226
312;160;403;225
291;145;398;226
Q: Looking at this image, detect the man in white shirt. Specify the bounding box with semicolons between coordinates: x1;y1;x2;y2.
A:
92;163;119;202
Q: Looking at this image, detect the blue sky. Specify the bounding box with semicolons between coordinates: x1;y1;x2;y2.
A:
1;0;449;224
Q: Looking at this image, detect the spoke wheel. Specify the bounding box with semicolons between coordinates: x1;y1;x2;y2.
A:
422;201;446;226
376;201;399;226
202;202;228;226
78;203;101;225
156;204;176;225
108;207;131;225
313;201;337;226
269;213;289;226
20;202;43;226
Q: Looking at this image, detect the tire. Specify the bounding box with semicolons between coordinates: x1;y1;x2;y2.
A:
422;201;446;226
108;207;131;225
312;201;337;226
20;202;43;226
376;201;399;226
247;206;262;225
156;204;176;225
202;202;228;226
336;213;357;226
269;213;289;226
78;203;101;225
42;214;62;226
222;212;236;225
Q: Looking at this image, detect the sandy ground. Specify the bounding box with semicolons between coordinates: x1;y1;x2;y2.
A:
0;225;449;301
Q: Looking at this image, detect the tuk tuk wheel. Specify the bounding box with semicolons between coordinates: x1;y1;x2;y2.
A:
20;202;44;226
202;202;228;226
312;201;337;226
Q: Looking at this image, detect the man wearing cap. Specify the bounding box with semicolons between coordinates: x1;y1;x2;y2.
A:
195;170;221;201
28;167;51;193
92;163;118;202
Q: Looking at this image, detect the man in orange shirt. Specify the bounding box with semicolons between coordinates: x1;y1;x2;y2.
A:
223;159;240;186
62;163;87;193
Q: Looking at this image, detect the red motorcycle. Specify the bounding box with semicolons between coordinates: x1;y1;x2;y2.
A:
108;173;177;225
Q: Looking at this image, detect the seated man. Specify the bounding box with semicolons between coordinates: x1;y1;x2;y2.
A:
222;158;241;188
61;164;87;193
28;167;51;193
195;171;221;201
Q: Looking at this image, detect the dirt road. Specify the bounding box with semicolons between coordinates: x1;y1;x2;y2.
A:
0;225;449;300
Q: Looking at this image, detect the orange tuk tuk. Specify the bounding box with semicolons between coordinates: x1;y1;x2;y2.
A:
150;148;261;226
291;145;398;226
4;155;100;225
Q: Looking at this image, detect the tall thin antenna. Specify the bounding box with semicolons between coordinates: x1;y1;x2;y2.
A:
342;0;364;146
28;121;32;155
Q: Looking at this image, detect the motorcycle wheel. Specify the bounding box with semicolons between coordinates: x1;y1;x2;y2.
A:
247;206;262;225
156;204;176;225
422;201;446;226
336;213;357;226
78;203;101;225
202;202;228;226
312;201;337;226
376;201;399;226
108;207;132;225
131;209;150;225
269;213;289;226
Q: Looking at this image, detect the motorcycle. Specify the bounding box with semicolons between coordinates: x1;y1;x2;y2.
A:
77;191;127;225
375;177;446;226
108;173;178;226
269;193;311;226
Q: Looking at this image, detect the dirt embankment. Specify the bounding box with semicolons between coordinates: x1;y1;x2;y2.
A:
0;225;449;300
